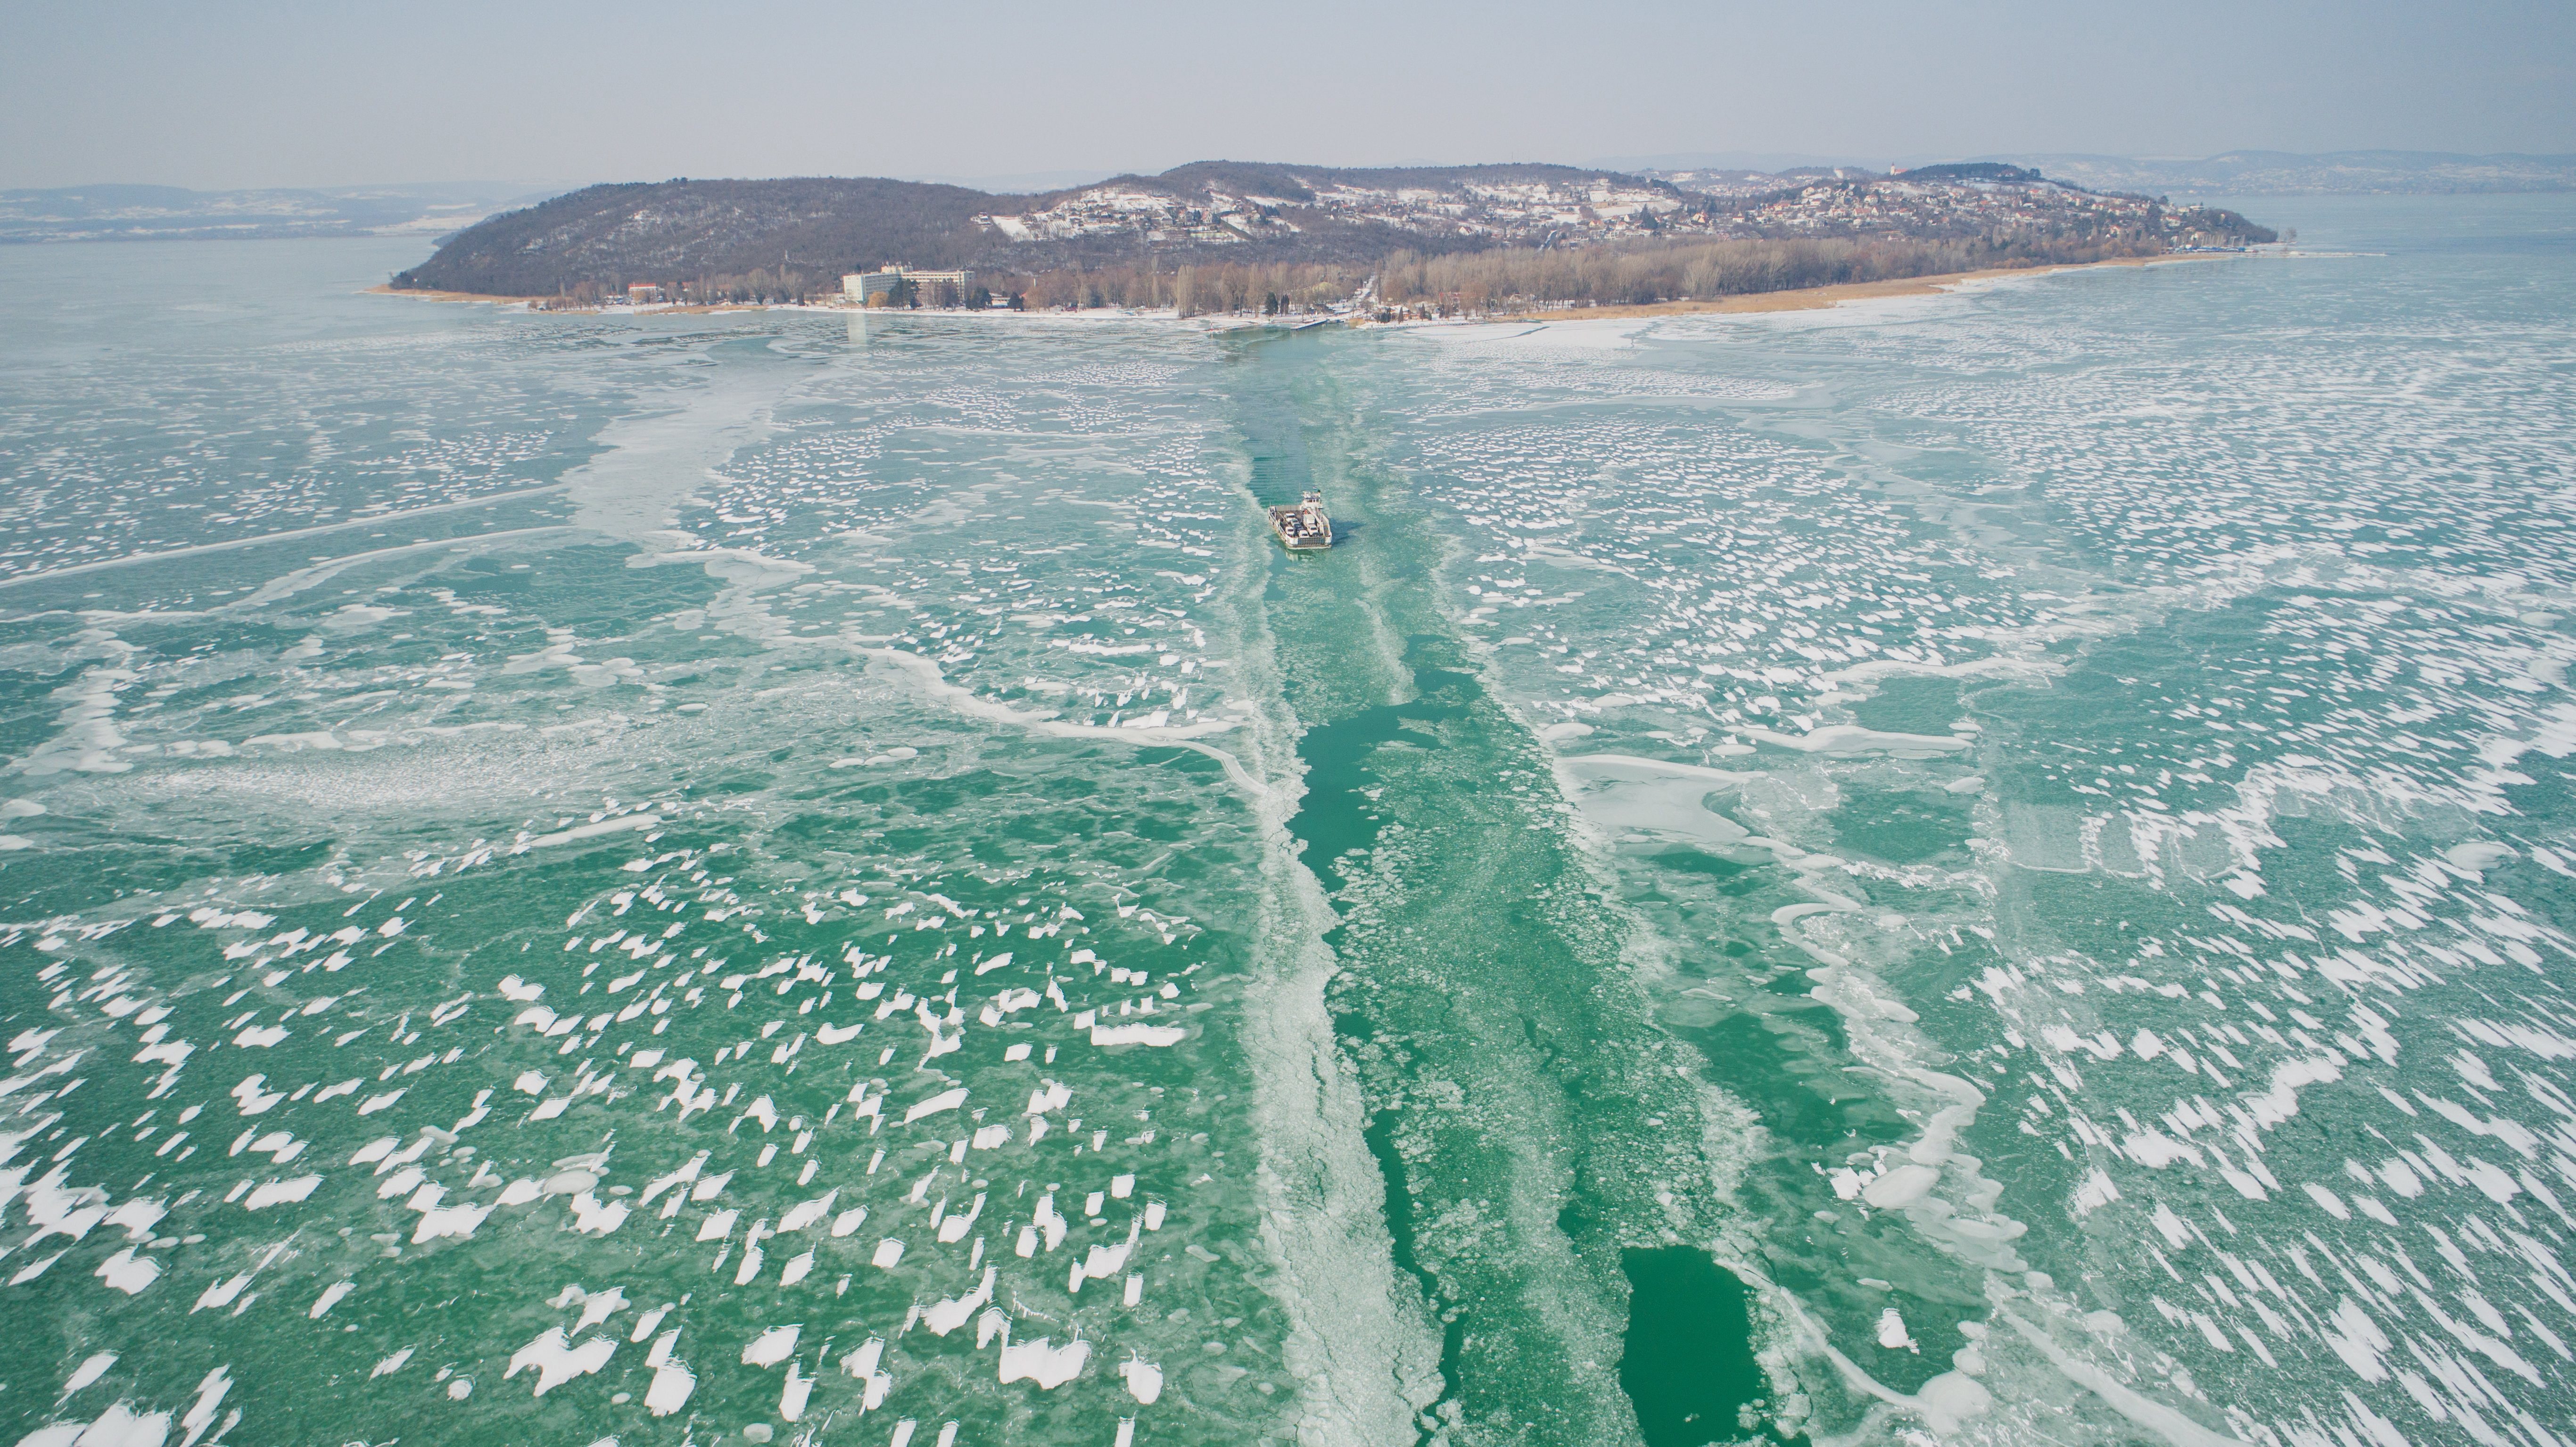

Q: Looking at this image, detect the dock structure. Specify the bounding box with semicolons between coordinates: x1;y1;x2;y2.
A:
1268;492;1333;550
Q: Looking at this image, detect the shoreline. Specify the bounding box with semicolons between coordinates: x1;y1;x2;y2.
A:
1474;255;2201;322
364;252;2239;325
363;283;1189;321
363;283;538;305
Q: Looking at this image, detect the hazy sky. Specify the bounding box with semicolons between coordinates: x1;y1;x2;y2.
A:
6;0;2570;189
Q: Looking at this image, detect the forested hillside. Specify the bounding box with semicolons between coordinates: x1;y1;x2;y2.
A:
390;160;2274;308
392;177;995;296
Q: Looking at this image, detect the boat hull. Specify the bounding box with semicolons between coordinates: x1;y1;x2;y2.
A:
1267;503;1333;550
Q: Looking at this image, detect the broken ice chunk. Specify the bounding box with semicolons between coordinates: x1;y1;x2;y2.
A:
504;1327;615;1395
741;1324;801;1367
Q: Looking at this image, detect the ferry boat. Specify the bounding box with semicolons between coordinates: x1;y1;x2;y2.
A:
1268;491;1334;550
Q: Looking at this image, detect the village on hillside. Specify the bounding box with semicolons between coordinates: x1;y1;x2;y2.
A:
981;174;1688;248
969;164;2267;255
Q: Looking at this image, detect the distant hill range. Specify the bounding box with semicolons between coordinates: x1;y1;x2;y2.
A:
1974;150;2576;196
1618;149;2576;197
0;182;562;243
388;160;2271;298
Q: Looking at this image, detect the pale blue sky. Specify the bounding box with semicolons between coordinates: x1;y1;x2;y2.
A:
4;0;2569;189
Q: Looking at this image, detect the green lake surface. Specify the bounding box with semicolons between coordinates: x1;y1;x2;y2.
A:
4;195;2573;1447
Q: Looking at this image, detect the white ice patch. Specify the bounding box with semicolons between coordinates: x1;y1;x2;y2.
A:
180;1365;231;1447
21;1403;171;1447
2444;840;2514;876
1861;1164;1940;1209
1737;724;1971;756
778;1189;837;1233
568;1192;629;1234
1117;1354;1163;1404
1551;754;1752;849
1876;1307;1919;1351
17;664;139;778
242;1176;320;1209
573;1286;628;1336
63;1353;117;1394
922;1267;995;1336
998;1332;1090;1389
902;1086;968;1124
504;1326;616;1395
644;1357;695;1416
1089;1023;1185;1047
229;1075;283;1115
95;1248;161;1294
515;814;661;852
742;1324;801;1367
413;1201;495;1243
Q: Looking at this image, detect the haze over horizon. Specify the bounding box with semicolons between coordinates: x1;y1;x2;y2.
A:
4;0;2569;192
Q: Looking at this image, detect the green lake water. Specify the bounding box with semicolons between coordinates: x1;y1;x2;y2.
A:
5;196;2574;1447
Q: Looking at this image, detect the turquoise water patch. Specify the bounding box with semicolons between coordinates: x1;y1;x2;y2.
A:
1821;787;1972;866
1618;1247;1773;1447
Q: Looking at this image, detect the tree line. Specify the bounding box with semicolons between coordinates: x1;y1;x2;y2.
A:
1370;233;2163;312
1000;232;2168;317
521;231;2182;317
1011;261;1352;315
529;269;836;309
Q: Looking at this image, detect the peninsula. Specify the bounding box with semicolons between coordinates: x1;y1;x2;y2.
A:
389;160;2276;318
